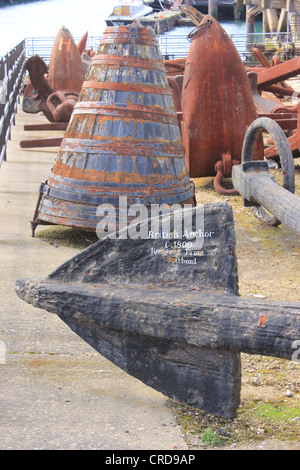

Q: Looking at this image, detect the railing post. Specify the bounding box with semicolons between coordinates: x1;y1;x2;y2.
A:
0;40;26;167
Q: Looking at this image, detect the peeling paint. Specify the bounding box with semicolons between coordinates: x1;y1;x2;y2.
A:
32;25;194;234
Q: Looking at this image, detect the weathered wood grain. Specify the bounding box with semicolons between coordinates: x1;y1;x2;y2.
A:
15;280;300;360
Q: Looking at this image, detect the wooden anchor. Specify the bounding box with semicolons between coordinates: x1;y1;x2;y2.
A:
232;116;300;234
15;203;300;418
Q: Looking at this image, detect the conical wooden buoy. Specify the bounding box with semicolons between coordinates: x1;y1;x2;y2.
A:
32;25;194;234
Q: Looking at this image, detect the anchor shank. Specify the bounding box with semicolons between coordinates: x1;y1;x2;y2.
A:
232;161;300;234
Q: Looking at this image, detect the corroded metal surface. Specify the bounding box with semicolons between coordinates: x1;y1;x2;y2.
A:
20;137;63;148
23;56;55;122
257;55;300;88
77;31;88;56
22;82;46;115
248;71;290;114
32;25;194;233
22;27;85;125
46;91;78;122
252;48;296;100
179;4;205;25
181;16;263;187
252;47;271;69
163;58;186;76
265;104;300;160
48;26;85;93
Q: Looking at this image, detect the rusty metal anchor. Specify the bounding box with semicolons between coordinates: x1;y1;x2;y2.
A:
22;26;85;127
232;117;300;234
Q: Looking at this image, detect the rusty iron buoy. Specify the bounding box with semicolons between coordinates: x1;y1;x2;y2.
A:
48;26;85;93
181;16;263;195
31;25;195;234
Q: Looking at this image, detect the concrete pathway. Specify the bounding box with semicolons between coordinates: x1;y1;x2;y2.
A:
0;107;188;450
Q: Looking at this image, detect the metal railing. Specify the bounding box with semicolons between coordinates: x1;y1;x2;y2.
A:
159;31;296;62
24;30;297;65
25;36;102;64
0;40;26;165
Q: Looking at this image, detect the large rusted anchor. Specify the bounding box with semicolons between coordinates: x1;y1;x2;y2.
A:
23;55;80;126
22;27;86;125
179;16;263;196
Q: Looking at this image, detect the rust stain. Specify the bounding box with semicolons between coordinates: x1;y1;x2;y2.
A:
259;315;267;327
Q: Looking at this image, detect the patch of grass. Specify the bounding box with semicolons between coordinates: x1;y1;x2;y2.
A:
170;355;300;449
170;401;236;448
170;353;300;449
171;397;300;449
36;226;98;249
251;403;300;421
201;428;223;447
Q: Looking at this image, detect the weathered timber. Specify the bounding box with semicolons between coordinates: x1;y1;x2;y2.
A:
16;280;300;361
15;204;300;418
